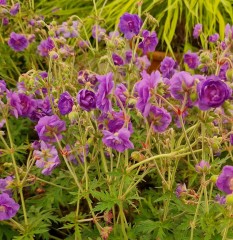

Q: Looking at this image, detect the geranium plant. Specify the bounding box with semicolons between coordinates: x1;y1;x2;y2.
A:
0;3;233;240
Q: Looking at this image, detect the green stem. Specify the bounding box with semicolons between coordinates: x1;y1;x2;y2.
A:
127;149;202;173
5;118;29;227
178;115;198;163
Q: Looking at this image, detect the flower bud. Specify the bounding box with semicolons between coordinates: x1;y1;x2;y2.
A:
210;175;218;183
226;193;233;205
226;69;233;82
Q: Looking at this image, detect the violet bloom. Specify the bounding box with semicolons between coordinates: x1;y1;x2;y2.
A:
31;140;41;150
0;176;13;196
160;57;177;78
8;32;29;52
115;83;127;107
118;12;142;40
230;134;233;145
0;119;6;129
215;194;226;205
96;72;114;112
208;33;219;43
147;106;171;132
216;165;233;194
135;55;151;70
34;141;60;175
218;62;229;81
102;128;134;152
77;89;96;111
112;53;124;66
2;18;9;26
92;25;106;41
169;71;194;101
197;75;232;110
37;37;55;57
58;91;73;115
183;51;199;69
138;30;158;54
7;92;36;118
29;97;52;121
195;160;210;173
0;193;20;220
193;24;202;39
9;3;20;16
225;24;233;39
108;111;133;134
175;183;187;198
125;50;133;64
56;21;78;38
136;70;161;117
35;115;66;143
0;80;7;95
0;0;6;5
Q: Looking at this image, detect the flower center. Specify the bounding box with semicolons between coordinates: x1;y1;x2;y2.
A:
229;178;233;191
0;205;6;212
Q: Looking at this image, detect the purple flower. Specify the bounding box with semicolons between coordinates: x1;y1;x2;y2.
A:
7;92;36;118
225;24;233;39
0;0;6;5
35;115;66;143
230;134;233;145
218;62;229;81
115;83;127;107
183;51;199;69
135;55;151;70
118;12;142;40
195;160;210;173
208;33;219;43
0;119;6;129
56;21;78;38
96;72;114;112
102;128;134;152
31;140;41;150
34;141;60;175
193;24;202;39
77;89;96;111
112;53;124;66
175;183;187;198
169;71;194;101
108;111;133;134
0;176;13;196
29;97;52;121
37;37;55;57
0;80;7;95
0;193;20;220
197;75;232;110
125;50;133;64
78;40;89;49
92;25;106;41
147;106;172;132
160;57;177;78
9;3;20;16
216;165;233;194
58;91;74;115
138;30;158;54
8;32;29;52
215;194;226;205
136;70;161;116
2;18;9;26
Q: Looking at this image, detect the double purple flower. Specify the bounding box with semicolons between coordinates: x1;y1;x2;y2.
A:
8;32;29;52
96;72;114;112
197;75;232;110
35;115;66;143
118;13;142;40
102;128;134;152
